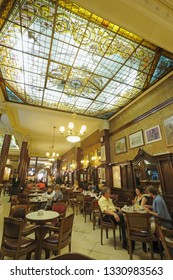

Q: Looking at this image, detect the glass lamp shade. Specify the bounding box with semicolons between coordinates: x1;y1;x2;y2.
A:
66;135;81;143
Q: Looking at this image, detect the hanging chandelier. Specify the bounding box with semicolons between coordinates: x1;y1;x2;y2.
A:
46;126;59;161
44;161;52;168
59;113;86;143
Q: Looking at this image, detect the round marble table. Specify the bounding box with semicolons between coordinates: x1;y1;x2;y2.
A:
26;210;59;259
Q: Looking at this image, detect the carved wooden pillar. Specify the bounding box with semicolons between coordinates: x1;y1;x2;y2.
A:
0;133;12;183
17;141;28;187
100;129;112;187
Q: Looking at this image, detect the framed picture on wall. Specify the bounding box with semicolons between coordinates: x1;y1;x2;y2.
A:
112;166;121;188
115;137;127;154
144;125;162;144
101;145;106;161
129;130;144;149
162;115;173;147
101;168;106;182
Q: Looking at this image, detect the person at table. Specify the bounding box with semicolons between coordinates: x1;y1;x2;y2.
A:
8;173;21;202
52;184;63;202
88;182;97;193
132;185;149;252
36;180;45;190
98;187;127;249
132;186;148;208
145;185;173;229
42;186;55;210
73;179;79;191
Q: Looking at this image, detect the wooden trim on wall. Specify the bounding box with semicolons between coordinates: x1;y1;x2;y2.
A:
109;96;173;137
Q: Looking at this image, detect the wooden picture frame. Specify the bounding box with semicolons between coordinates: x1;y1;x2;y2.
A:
115;137;127;154
144;125;162;144
101;145;106;161
129;130;144;149
162;115;173;147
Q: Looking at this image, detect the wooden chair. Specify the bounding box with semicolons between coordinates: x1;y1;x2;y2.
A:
75;193;84;215
83;195;92;222
67;190;75;211
0;217;38;260
125;212;158;260
100;212;118;249
10;204;28;219
155;219;173;260
41;213;75;259
110;194;119;206
51;202;67;227
92;199;101;230
9;204;39;236
49;252;95;260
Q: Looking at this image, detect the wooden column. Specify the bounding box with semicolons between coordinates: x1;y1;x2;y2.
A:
100;129;112;187
0;133;12;183
17;141;28;188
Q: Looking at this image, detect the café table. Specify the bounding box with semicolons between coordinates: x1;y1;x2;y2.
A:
26;210;59;259
29;197;47;210
29;189;43;193
28;192;43;197
121;206;147;214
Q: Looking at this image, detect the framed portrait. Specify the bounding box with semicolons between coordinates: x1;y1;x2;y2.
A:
101;145;106;161
162;115;173;147
144;125;162;144
115;137;127;154
112;166;121;188
129;130;144;149
101;168;106;182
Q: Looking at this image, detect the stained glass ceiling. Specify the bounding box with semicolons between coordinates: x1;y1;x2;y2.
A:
0;0;173;119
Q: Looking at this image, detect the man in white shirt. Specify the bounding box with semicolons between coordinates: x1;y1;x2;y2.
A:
98;187;127;249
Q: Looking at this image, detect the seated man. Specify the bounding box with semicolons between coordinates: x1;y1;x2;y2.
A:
145;185;173;229
98;187;127;249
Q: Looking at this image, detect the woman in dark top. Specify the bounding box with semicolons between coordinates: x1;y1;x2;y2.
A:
133;186;148;207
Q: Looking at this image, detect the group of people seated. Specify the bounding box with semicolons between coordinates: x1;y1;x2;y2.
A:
98;185;173;251
41;184;64;210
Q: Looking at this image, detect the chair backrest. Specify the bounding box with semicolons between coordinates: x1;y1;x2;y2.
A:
1;217;36;260
52;202;67;218
155;219;173;260
1;217;24;258
110;194;118;205
19;193;28;200
18;198;29;205
67;190;74;199
125;212;152;238
49;252;95;260
61;188;68;199
92;199;100;211
75;193;84;203
10;204;28;219
58;213;75;252
83;195;92;212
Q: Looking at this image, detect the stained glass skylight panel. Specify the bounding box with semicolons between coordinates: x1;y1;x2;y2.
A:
0;0;173;120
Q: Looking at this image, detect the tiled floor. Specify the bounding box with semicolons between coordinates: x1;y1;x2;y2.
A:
0;194;162;260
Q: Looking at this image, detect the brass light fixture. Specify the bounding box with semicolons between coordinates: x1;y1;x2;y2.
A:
46;126;59;162
59;113;86;143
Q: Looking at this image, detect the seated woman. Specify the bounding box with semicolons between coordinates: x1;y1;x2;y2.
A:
132;185;149;252
52;184;63;202
42;186;55;210
132;186;148;208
